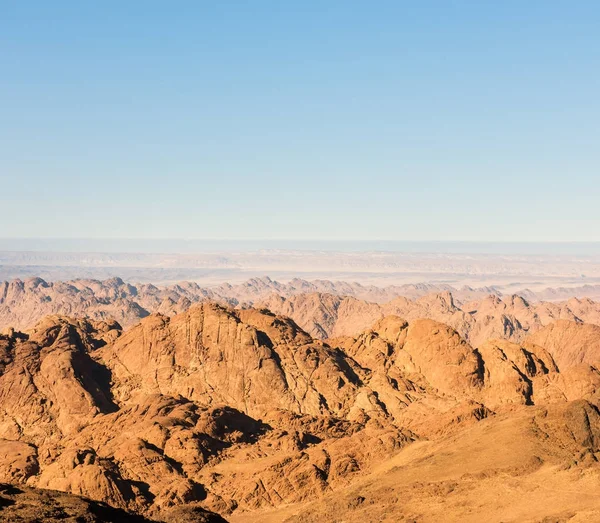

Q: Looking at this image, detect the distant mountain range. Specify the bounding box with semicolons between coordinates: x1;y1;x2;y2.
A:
3;277;600;348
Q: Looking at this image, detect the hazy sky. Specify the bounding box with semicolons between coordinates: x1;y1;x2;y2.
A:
1;1;599;242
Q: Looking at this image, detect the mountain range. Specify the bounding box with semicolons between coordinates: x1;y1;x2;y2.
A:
2;290;600;520
3;277;600;349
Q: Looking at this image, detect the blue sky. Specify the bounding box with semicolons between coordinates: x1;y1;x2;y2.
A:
1;1;599;241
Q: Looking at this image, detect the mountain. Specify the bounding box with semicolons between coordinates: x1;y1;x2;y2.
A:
525;319;600;370
260;291;600;346
0;277;495;332
3;246;600;297
2;303;600;520
4;277;600;349
0;483;154;522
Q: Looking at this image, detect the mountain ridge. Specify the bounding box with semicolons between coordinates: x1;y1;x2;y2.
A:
3;277;600;347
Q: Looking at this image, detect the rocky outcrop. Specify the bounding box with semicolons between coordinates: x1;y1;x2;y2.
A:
0;483;227;522
0;317;120;445
99;304;362;419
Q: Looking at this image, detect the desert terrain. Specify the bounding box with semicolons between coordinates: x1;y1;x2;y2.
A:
4;0;599;519
2;271;600;521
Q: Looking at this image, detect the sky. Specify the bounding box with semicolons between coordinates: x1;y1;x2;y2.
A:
1;1;599;242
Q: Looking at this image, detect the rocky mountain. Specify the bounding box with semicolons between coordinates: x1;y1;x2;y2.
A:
0;483;154;522
1;302;600;521
3;277;600;350
261;291;600;346
0;277;496;332
525;320;600;370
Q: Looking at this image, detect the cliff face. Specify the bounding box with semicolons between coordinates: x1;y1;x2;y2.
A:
1;303;600;521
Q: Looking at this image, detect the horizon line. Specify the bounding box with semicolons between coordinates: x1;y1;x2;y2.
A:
2;238;600;245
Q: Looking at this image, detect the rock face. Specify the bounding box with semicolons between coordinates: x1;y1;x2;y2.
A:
0;316;120;444
525;319;600;370
99;304;361;420
1;302;600;521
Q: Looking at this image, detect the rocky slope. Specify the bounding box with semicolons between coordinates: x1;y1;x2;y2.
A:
0;483;226;522
250;400;600;522
525;319;600;370
1;302;600;520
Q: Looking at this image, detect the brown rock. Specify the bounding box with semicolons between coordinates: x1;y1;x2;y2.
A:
525;320;600;370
